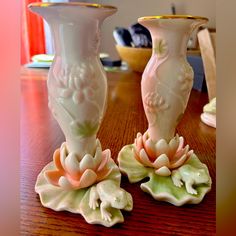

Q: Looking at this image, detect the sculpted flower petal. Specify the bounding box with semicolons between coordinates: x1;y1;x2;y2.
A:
77;169;97;189
139;149;153;167
155;139;169;156
64;152;81;178
155;166;171;176
96;166;113;182
143;138;156;161
53;149;63;171
170;154;188;169
93;144;103;170
177;136;184;152
133;133;192;175
153;154;170;169
97;149;110;172
135;134;143;152
79;154;95;172
58;176;73;190
188;150;194;156
60;143;67;170
175;144;190;160
168;135;179;156
44;170;62;186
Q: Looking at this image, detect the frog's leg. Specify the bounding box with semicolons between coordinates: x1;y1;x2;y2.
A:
89;186;99;210
100;201;112;222
124;192;133;211
171;170;183;187
185;180;197;195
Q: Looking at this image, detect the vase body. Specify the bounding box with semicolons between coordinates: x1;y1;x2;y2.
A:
29;3;117;158
138;16;208;142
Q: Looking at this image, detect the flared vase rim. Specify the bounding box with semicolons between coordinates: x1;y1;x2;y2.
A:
138;15;208;22
28;2;117;10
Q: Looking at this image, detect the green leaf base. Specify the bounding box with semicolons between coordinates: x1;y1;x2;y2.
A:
35;158;132;227
118;144;212;206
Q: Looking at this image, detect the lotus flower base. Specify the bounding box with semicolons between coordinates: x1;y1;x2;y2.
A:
118;135;212;206
35;141;133;227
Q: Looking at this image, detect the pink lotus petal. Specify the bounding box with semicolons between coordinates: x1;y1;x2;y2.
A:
134;147;142;163
143;138;156;161
79;154;95;172
64;152;81;179
170;154;188;169
97;149;110;172
137;132;142;138
168;135;179;157
155;166;171;176
60;143;67;170
44;170;62;187
93;145;103;170
77;169;97;189
58;176;73;190
139;149;153;167
53;149;64;171
177;137;184;152
142;132;149;142
135;135;144;152
174;144;189;160
155;139;169;156
187;150;194;156
153;154;170;169
96;165;113;182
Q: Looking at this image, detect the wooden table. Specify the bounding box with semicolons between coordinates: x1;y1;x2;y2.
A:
21;68;216;235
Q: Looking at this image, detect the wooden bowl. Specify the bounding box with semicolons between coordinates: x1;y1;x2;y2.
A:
116;45;152;73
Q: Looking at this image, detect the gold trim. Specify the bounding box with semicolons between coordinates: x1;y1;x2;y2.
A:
28;2;117;10
138;15;208;21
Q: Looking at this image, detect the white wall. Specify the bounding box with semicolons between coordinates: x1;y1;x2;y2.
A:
97;0;216;58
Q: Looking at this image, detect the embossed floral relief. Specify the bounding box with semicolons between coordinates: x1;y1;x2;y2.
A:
153;38;168;58
51;62;102;138
89;29;100;55
178;60;194;94
45;140;112;190
144;92;169;126
133;132;193;176
55;63;98;104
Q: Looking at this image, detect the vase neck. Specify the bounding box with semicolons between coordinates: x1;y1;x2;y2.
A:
29;4;117;64
139;18;207;59
50;20;100;63
152;28;190;58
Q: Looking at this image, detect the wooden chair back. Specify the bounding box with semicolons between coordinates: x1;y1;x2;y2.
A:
197;28;216;101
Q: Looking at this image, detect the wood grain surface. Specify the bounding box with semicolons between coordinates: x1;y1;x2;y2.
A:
20;68;216;235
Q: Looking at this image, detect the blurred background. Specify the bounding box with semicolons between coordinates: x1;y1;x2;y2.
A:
21;0;216;63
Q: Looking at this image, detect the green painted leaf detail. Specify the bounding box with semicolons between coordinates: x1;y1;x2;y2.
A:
154;39;167;56
118;145;149;183
118;146;212;206
71;121;99;137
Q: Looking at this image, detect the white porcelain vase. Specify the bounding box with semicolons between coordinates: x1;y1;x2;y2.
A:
118;15;212;206
29;3;117;158
138;15;208;142
29;3;134;227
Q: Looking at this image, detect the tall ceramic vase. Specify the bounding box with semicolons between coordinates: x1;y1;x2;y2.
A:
118;15;212;206
29;2;133;227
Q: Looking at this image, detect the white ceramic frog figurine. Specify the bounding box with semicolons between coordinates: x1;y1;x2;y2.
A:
89;179;133;222
171;164;210;195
